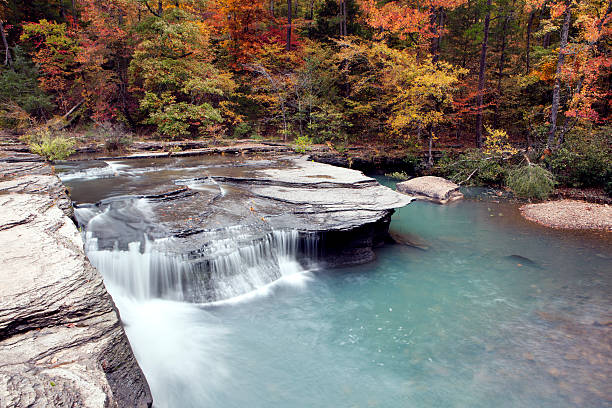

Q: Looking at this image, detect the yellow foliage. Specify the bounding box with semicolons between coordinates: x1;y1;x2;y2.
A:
483;126;518;155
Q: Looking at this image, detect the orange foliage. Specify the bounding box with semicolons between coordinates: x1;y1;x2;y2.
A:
359;0;467;45
209;0;284;63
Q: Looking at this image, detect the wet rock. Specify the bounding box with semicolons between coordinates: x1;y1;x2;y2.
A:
396;176;463;204
78;156;414;270
505;255;543;269
0;162;152;407
388;231;429;251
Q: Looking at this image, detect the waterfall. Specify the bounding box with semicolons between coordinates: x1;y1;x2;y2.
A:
79;203;318;303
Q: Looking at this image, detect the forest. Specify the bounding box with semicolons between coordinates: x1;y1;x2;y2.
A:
0;0;610;194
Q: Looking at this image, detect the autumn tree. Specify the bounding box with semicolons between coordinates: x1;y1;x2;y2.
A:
20;20;82;114
129;7;236;137
210;0;275;62
360;0;467;50
475;0;492;147
529;0;612;149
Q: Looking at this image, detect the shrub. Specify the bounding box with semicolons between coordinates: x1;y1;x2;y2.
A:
168;145;182;154
385;171;411;180
403;152;424;174
27;129;76;161
0;102;33;130
436;149;509;186
547;127;612;189
604;169;612;197
97;122;133;151
294;135;313;153
506;164;555;200
483;126;518;156
232;122;252;139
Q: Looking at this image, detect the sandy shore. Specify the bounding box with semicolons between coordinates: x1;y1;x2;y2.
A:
520;200;612;231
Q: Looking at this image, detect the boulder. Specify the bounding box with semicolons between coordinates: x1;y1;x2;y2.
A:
396;176;463;204
0;160;152;408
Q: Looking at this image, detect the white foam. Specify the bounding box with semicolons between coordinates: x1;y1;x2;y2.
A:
108;291;231;408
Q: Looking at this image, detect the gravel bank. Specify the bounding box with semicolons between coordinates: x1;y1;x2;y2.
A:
520;200;612;231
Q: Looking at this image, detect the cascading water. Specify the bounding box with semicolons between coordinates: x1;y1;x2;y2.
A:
55;158;612;408
76;199;318;303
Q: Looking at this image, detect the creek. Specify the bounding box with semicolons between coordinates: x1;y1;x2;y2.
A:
56;159;612;408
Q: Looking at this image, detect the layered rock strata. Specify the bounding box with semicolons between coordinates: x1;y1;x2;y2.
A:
67;156;414;274
0;159;152;408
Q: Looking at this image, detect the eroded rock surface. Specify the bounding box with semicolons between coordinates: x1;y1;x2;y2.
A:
0;160;152;408
62;156;413;272
397;176;463;204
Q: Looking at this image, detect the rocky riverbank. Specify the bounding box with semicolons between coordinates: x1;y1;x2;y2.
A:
520;200;612;231
0;156;152;407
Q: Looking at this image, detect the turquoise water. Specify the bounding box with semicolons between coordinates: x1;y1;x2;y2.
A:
57;160;611;408
114;179;611;408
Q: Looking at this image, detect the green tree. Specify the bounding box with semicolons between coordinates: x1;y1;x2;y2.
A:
129;8;236;137
0;46;54;126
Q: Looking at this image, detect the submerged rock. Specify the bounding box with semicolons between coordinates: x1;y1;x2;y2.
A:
0;160;152;407
505;254;543;269
396;176;463;204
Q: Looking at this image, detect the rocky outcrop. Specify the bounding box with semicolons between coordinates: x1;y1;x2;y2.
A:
396;176;463;204
59;155;412;280
68;156;414;272
0;160;152;407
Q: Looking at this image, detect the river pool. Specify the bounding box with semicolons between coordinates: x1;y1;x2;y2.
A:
58;164;612;408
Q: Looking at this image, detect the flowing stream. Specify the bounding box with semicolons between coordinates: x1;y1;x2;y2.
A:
57;160;612;408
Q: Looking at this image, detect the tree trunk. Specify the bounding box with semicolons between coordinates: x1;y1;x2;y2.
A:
0;21;12;67
428;126;434;167
342;0;348;36
287;0;292;50
475;0;492;148
542;32;550;48
547;1;571;149
339;0;347;37
526;10;535;73
430;7;443;62
158;0;163;16
270;0;275;16
493;12;510;127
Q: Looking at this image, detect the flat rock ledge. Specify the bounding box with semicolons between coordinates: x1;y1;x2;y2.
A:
0;161;152;407
396;176;463;204
68;156;416;272
520;200;612;231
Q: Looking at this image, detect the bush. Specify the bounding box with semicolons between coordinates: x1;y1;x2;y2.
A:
403;152;423;174
385;171;411;180
232;121;252;139
483;126;518;156
604;169;612;197
27;128;76;161
506;164;555;200
547;127;611;189
96;122;133;151
436;149;509;186
294;135;313;153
